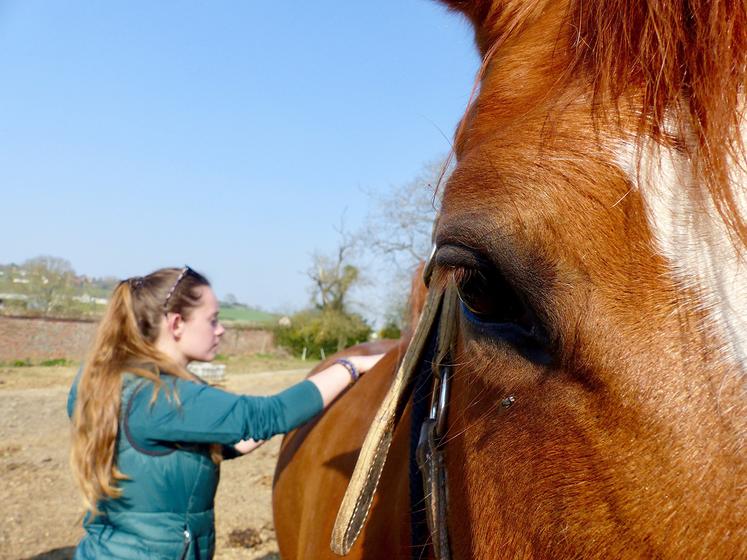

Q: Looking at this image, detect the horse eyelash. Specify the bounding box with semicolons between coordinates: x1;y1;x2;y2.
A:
431;265;478;291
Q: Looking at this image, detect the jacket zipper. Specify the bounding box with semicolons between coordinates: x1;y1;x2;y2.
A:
179;528;191;560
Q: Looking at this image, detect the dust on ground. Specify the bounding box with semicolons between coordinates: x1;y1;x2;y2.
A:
0;361;315;560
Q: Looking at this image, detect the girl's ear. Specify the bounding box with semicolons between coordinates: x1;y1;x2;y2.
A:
165;312;185;339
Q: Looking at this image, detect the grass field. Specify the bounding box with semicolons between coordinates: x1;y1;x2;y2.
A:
219;305;279;325
0;294;277;326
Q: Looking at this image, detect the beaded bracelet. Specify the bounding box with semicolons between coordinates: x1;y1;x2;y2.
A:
334;358;360;383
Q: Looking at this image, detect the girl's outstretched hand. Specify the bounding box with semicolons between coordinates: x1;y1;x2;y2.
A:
345;353;385;377
310;352;386;407
234;438;263;455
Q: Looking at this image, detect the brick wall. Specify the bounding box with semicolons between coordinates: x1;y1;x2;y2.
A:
215;327;275;356
0;315;275;362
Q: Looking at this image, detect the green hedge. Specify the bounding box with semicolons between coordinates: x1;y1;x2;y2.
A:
378;322;401;340
274;309;372;358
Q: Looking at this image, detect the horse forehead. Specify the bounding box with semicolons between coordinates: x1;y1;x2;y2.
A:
440;133;632;228
441;127;747;374
614;135;747;373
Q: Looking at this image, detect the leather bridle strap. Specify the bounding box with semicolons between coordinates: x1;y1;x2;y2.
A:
330;281;449;555
330;281;459;559
416;285;458;559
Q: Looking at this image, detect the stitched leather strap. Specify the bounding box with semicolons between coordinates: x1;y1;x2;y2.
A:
330;286;446;555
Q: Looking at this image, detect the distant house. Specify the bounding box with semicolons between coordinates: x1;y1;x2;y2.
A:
74;294;109;305
0;293;29;301
0;292;29;310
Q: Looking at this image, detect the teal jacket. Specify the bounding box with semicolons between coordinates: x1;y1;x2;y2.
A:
67;371;323;559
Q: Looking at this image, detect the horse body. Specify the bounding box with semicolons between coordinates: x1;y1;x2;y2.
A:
273;340;414;559
274;1;746;558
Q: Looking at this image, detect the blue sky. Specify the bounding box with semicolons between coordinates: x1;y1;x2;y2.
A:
0;1;479;315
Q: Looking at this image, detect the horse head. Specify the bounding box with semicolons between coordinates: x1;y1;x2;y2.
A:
276;3;746;558
431;0;746;557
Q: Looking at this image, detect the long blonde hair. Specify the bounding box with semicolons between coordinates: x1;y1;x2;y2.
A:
70;267;220;514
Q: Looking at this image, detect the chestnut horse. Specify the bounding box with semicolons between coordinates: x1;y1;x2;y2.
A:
274;1;747;558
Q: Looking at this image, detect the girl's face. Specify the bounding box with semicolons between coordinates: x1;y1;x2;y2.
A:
177;286;225;363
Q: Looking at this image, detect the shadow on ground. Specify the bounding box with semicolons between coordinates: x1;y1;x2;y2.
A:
24;547;75;560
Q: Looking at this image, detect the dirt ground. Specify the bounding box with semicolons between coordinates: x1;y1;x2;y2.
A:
0;363;314;560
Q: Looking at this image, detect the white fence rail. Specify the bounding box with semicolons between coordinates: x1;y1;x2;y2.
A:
188;361;226;383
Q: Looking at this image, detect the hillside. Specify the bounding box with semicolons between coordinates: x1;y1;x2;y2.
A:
218;305;279;326
0;261;278;324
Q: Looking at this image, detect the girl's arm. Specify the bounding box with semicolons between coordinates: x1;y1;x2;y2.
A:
125;353;385;455
231;353;384;455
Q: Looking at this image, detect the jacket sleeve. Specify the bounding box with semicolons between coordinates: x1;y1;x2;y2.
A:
125;376;324;451
66;367;83;419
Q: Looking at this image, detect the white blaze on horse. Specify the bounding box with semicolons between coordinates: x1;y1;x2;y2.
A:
273;1;747;558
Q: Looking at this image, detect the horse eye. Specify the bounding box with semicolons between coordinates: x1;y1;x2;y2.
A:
454;267;533;332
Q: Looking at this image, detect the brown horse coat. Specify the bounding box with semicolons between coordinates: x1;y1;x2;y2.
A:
273;339;414;559
274;1;746;558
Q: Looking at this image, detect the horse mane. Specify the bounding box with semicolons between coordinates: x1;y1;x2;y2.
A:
569;0;747;244
446;0;747;245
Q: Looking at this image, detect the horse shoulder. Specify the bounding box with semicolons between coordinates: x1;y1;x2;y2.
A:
273;339;413;559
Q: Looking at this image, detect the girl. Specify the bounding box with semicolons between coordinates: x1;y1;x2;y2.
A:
68;266;382;559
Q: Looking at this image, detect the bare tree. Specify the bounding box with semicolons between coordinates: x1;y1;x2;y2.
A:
284;223;372;355
356;156;452;328
303;157;451;329
361;156;451;271
22;255;75;315
308;231;360;313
